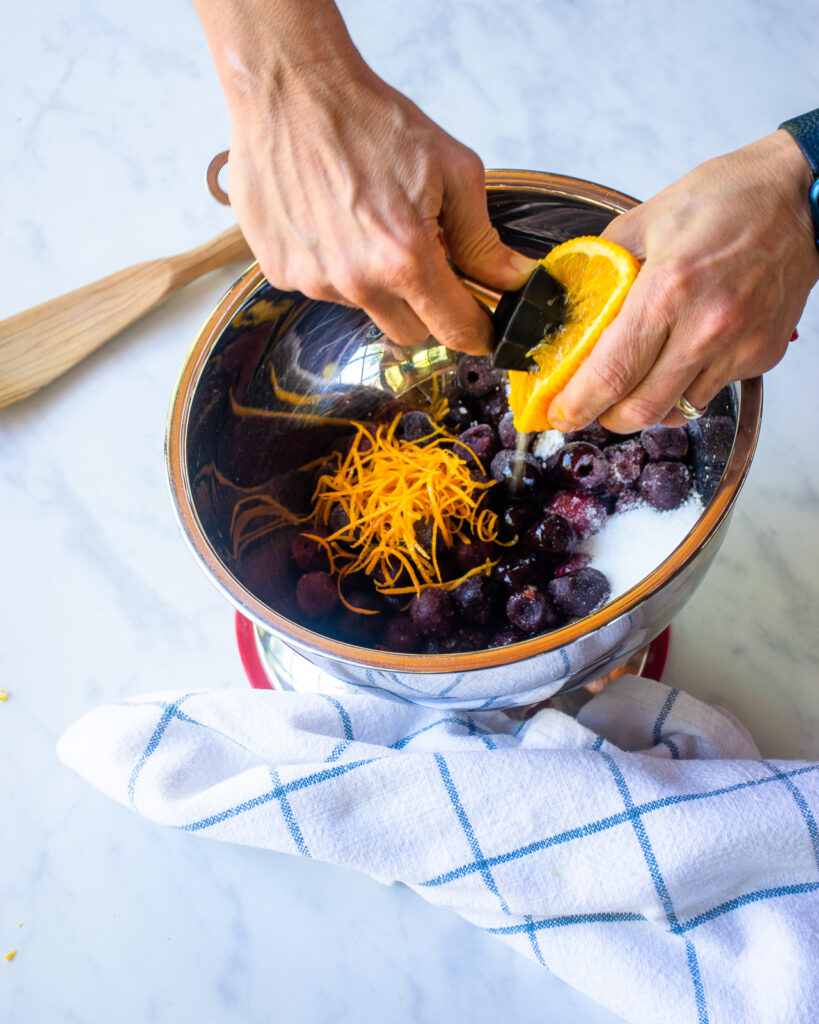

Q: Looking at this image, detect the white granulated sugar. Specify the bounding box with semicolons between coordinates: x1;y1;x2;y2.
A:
581;494;704;599
532;429;566;460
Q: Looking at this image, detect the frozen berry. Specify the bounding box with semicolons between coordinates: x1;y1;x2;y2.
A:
372;400;415;426
456;423;498;471
490;449;542;499
480;387;510;428
640;462;691;510
545;491;607;539
398;410;436;443
555;442;610;490
524;513;575;556
409;587;456;637
553;552;592;578
338;591;385;642
296;572;339;617
487;626;526;648
492;551;542;591
565;420;610;446
605;439;646;493
443;397;478;433
548;568;611;617
641;425;689;461
497;503;533;542
506;585;560;633
498;411;524;450
291;526;331;573
614;490;644;514
456;355;505;397
453;539;497;573
452;575;497;626
425;627;489;654
383;614;422;653
329;503;351;534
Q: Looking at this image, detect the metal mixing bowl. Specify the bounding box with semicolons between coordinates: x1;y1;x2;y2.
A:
166;170;762;709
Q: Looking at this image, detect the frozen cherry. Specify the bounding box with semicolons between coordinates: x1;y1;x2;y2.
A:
492;551;542;591
398;410;436;443
506;585;559;633
452;575;497;626
487;626;526;648
456;423;498;471
497;503;533;542
641;425;689;461
548;568;611;617
329;503;351;534
614;490;644;514
456;355;505;397
296;572;339;617
453;538;497;573
409;587;456;637
383;614;423;653
640;462;691;510
553;552;592;578
291;526;331;573
338;591;385;642
490;450;542;498
565;420;610;446
480;387;510;428
524;513;574;556
372;400;415;426
498;411;523;450
556;442;610;490
605;439;646;493
545;491;607;539
443;397;478;433
425;627;489;654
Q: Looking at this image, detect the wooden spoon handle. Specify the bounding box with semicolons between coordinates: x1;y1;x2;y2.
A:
0;223;253;411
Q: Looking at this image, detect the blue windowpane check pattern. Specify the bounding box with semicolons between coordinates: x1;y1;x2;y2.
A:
59;678;819;1024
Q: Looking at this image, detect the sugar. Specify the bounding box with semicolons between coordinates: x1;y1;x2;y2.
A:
580;494;704;600
531;429;566;460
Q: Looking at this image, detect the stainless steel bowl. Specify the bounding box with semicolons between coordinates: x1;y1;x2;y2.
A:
166;170;762;709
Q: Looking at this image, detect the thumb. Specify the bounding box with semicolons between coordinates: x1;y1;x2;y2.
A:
441;167;537;290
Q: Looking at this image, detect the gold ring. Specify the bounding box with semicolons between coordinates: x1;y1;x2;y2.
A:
675;394;707;420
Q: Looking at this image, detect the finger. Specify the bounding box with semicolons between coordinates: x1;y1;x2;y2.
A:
441;154;537;289
598;352;704;433
546;271;670;430
600;207;648;261
402;242;495;355
659;367;727;428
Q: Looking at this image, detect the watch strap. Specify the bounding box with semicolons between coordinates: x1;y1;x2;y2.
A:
779;107;819;247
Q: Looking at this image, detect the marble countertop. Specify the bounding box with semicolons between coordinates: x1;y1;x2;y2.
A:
2;2;817;1022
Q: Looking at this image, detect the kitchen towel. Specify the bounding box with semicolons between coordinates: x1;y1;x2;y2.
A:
58;674;819;1024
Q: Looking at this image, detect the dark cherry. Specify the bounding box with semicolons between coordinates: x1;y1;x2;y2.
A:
456;355;506;397
555;442;610;490
480;387;510;428
639;462;691;510
548;567;611;618
383;614;423;653
291;526;331;573
552;552;592;578
506;585;559;633
486;626;526;648
497;503;533;542
614;489;644;514
329;503;351;534
424;627;489;654
491;551;542;592
640;425;689;461
524;513;575;556
338;591;385;642
455;423;498;471
545;491;607;539
452;575;497;626
296;571;339;617
398;410;437;443
372;400;415;426
489;449;542;499
409;587;456;637
442;397;478;434
605;439;646;493
564;420;611;446
498;411;523;450
453;538;497;573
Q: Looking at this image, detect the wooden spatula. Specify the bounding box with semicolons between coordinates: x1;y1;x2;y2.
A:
0;223;253;411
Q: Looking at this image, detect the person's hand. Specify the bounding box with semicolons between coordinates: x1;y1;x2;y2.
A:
548;130;819;433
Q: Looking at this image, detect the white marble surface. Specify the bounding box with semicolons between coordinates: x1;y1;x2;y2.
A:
1;2;817;1022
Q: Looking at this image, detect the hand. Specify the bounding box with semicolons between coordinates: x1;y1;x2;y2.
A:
548;130;819;433
225;58;535;354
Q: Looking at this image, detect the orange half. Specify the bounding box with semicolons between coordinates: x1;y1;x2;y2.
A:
508;236;640;432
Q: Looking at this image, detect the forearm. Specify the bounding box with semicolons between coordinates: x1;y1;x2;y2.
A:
193;0;364;118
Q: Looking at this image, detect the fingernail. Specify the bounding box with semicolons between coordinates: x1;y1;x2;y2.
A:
509;251;538;275
791;328;799;342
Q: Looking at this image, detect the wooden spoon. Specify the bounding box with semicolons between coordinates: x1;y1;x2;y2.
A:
0;223;253;411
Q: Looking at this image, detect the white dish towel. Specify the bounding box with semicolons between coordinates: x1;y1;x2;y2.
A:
58;674;819;1024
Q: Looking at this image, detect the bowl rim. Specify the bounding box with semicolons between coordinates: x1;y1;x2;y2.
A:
165;170;762;673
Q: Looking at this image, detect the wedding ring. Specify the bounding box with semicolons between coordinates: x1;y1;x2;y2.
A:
674;394;707;420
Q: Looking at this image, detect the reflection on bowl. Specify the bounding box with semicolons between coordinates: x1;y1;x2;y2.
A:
166;171;762;709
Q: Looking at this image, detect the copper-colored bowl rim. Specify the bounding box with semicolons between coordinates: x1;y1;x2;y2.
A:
166;170;762;674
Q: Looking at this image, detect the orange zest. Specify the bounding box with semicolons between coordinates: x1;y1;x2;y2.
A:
311;417;501;601
508;236;640;432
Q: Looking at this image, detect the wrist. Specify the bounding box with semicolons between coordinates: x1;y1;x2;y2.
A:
777;108;819;250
